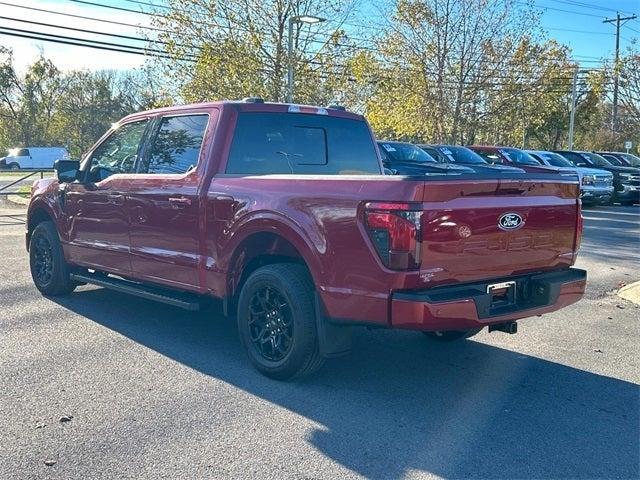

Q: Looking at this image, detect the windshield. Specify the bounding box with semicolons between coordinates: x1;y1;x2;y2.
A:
438;146;487;164
500;148;541;165
581;152;612;167
620;153;640;167
379;143;436;163
602;154;624;166
539;152;574;168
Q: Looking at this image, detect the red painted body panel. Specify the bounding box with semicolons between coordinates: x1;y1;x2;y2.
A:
27;101;586;331
391;278;586;330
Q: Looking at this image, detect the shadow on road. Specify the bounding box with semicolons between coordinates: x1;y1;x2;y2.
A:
52;288;639;479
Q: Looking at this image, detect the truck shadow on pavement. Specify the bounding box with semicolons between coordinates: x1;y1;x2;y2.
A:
52;289;639;480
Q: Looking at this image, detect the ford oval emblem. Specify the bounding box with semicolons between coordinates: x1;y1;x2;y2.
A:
498;212;524;230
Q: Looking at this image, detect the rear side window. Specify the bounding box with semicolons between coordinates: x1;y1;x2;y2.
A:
146;115;208;174
225;113;380;175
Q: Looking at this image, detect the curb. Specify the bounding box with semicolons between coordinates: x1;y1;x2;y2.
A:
6;194;29;206
618;281;640;306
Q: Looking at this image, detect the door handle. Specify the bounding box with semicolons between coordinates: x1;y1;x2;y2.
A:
168;196;192;208
107;194;125;205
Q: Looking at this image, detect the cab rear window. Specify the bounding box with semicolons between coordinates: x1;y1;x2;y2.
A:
226;113;381;175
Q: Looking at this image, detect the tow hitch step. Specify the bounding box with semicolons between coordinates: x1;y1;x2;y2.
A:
70;272;201;311
488;321;518;334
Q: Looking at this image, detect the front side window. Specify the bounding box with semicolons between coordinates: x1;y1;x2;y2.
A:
87;120;148;180
145;115;209;174
226;113;380;175
16;148;30;157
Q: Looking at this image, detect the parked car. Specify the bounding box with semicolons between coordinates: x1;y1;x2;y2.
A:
527;150;613;206
377;141;476;175
0;147;69;170
596;151;640;168
420;144;525;173
26;99;586;379
553;150;640;206
467;145;562;173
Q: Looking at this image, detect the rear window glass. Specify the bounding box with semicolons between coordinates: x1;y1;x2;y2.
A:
226;113;380;175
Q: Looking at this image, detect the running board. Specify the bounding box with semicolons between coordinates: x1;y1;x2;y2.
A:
70;272;201;311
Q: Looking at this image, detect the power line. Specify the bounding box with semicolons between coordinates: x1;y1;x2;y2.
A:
528;1;605;18
547;0;635;16
0;28;176;59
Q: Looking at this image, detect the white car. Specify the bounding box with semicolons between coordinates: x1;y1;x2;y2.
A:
0;147;70;170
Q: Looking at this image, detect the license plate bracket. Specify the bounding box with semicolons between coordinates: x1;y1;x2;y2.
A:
487;281;516;308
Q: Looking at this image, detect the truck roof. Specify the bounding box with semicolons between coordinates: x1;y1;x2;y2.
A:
120;100;363;123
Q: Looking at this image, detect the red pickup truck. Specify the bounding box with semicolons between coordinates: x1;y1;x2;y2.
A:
26;99;586;379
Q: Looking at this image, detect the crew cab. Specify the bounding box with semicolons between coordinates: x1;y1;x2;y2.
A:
554;150;640;205
26;99;587;379
526;150;613;206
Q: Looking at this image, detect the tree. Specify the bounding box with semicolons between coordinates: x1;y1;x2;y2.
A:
150;0;359;103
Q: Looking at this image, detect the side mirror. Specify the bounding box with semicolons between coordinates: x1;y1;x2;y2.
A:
54;159;80;183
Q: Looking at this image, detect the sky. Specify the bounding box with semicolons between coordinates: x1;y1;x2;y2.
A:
0;0;639;73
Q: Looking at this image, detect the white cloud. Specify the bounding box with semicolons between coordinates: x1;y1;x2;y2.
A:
0;0;155;72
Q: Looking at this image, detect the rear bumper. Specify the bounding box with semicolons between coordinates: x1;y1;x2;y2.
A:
391;268;586;331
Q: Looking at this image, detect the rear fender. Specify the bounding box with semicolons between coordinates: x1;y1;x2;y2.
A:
221;211;325;299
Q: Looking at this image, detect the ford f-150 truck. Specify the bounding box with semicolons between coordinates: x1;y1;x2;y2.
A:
26;99;587;379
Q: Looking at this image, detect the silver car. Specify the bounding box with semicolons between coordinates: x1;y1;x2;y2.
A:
527;150;614;205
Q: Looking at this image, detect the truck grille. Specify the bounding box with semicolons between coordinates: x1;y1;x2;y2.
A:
627;174;640;186
595;175;613;188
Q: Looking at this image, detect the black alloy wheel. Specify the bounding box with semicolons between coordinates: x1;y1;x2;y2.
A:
248;285;294;362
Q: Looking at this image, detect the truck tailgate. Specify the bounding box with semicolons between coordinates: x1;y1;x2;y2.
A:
419;176;580;286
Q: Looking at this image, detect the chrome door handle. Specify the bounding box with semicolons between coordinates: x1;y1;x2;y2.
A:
168;196;192;208
107;194;124;205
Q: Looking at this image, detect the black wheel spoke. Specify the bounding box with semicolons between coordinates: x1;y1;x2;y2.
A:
247;285;293;362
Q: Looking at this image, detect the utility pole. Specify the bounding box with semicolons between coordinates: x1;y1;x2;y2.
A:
568;67;579;150
603;12;637;131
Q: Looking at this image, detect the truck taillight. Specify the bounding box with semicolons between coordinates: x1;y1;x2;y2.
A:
364;202;422;270
575;200;584;254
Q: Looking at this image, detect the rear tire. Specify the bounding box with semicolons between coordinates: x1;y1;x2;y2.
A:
237;264;324;380
29;221;76;296
422;328;482;342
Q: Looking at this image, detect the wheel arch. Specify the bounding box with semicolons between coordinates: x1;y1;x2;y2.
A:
26;203;56;250
222;215;325;314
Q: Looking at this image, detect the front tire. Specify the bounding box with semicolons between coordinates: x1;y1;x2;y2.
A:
8;163;20;170
422;328;482;342
29;221;76;296
237;264;324;380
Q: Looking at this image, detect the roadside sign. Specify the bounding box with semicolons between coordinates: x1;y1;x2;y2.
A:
624;141;632;151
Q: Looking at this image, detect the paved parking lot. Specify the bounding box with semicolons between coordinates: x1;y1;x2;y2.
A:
1;201;638;479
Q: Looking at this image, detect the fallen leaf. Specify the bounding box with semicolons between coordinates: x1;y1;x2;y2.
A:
594;349;603;353
59;415;73;423
616;304;626;309
35;422;46;429
44;460;56;466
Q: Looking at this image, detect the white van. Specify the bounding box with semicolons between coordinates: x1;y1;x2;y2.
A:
0;147;70;170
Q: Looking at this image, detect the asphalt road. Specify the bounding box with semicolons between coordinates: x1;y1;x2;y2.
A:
1;201;638;479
